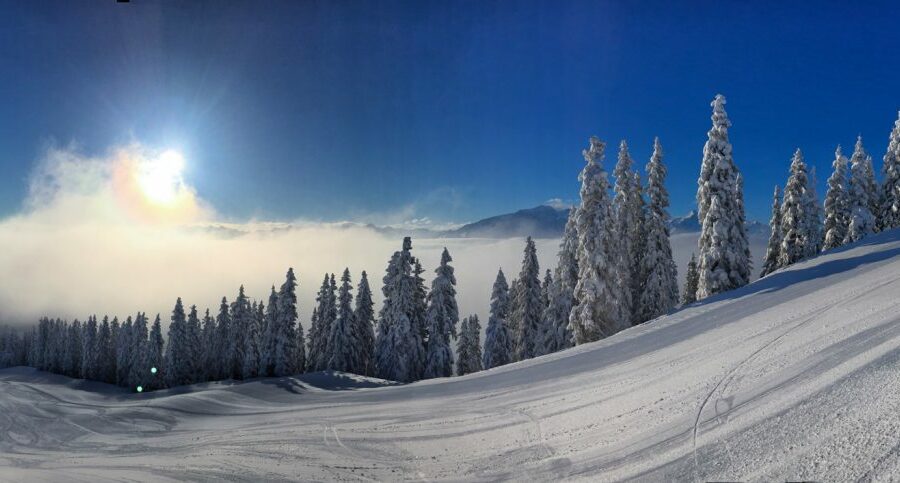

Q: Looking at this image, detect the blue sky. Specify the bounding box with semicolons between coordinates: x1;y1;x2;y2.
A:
2;1;900;224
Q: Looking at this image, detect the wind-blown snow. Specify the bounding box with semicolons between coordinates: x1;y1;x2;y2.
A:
3;230;900;481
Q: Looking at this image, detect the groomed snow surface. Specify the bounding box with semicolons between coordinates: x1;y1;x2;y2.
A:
4;230;900;481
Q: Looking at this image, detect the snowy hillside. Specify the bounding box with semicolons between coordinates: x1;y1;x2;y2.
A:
4;229;900;481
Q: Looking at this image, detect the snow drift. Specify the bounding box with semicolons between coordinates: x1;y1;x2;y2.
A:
3;229;900;481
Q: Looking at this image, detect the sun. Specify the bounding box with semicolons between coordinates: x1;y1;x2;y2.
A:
136;149;185;206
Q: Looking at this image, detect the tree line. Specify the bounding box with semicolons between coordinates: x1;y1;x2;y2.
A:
2;95;899;389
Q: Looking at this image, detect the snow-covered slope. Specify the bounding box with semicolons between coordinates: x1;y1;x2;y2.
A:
4;231;900;481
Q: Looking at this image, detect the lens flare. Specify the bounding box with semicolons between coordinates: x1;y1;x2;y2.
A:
136;150;185;206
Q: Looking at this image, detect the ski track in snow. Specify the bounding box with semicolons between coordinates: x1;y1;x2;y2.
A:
4;231;900;481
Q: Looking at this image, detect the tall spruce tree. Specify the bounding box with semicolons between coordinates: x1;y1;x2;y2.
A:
542;208;577;354
242;301;261;380
779;149;811;267
823;145;851;250
229;286;251;379
353;271;376;376
309;274;333;371
483;268;513;370
423;249;459;379
201;309;217;381
535;269;553;356
327;269;356;373
847;136;877;243
569;137;622;343
186;305;203;383
214;297;231;380
506;278;521;359
513;237;542;361
696;94;750;299
457;315;482;376
258;286;279;377
375;237;426;383
127;313;149;390
81;315;98;380
637;138;679;322
879;112;900;230
760;185;783;277
806;167;824;256
165;298;189;387
612;140;639;324
147;314;165;390
274;268;300;376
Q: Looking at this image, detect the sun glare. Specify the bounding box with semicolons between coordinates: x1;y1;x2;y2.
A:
137;149;185;206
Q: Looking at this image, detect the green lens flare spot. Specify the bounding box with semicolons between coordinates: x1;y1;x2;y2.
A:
150;367;157;374
136;386;143;393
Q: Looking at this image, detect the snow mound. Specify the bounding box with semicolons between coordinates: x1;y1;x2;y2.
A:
4;230;900;480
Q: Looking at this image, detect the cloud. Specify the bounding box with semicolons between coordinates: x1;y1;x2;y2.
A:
0;144;559;331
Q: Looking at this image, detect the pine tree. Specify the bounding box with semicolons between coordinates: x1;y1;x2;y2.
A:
165;298;189;387
242;301;261;380
214;297;231;380
116;316;132;386
779;149;811;267
258;286;279;377
81;315;98;380
535;269;553;356
612;140;639;324
569;137;623;343
483;268;513;370
147;314;165;390
423;248;459;379
201;309;217;381
353;271;376;376
128;313;149;391
229;286;251;379
637;138;679;322
760;185;783;277
456;317;471;376
274;268;300;376
823;145;851;251
847;136;877;243
506;278;521;359
696;94;750;299
411;259;428;379
97;316;114;384
806;167;824;256
466;314;482;373
513;237;542;361
879;112;900;231
327;269;357;373
542;208;577;355
309;274;333;371
375;237;426;383
186;305;203;383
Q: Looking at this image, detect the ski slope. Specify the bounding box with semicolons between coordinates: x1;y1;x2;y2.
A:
4;230;900;481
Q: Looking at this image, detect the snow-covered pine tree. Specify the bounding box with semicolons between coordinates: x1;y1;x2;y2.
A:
847;136;877;243
65;320;82;378
81;315;98;380
375;237;426;383
327;269;356;373
242;301;261;380
879;112;900;231
637;138;679;322
569;137;623;343
483;268;513;369
258;286;279;377
186;305;203;383
423;248;459;379
116;316;132;386
779;149;811;268
410;258;428;379
147;314;165;390
97;316;114;384
201;309;216;381
456;316;470;376
506;278;521;360
542;208;577;354
696;95;750;299
513;237;542;361
612;140;639;324
214;297;231;380
464;315;483;374
535;269;553;356
127;313;149;390
760;186;783;277
229;286;251;379
274;268;300;376
353;270;376;376
823;145;851;251
806;167;824;256
309;274;332;371
165;298;189;387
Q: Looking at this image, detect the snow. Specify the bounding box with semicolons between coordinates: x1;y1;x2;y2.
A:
4;229;900;480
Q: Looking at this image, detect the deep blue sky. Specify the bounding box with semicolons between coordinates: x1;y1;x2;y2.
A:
2;1;900;224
